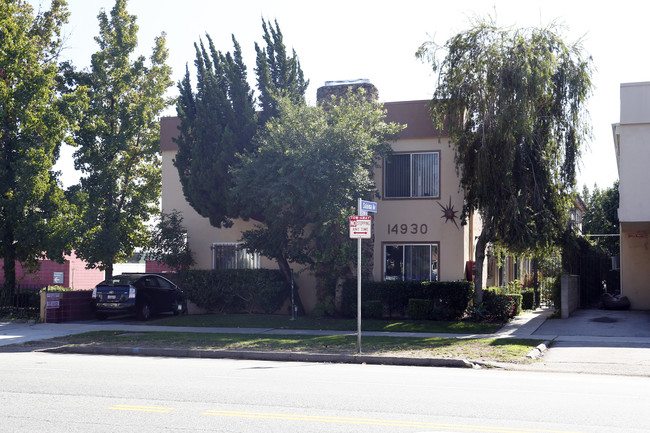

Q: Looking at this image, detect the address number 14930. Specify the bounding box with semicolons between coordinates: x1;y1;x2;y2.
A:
388;224;428;235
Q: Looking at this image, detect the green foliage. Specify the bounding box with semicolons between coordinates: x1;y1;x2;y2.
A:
408;299;433;320
0;0;86;289
233;92;403;306
41;285;72;292
581;181;619;255
177;269;289;314
64;0;173;277
343;280;474;321
255;19;309;125
418;17;593;296
483;288;518;322
521;289;536;310
311;295;335;318
144;210;194;272
174;34;256;229
362;300;383;319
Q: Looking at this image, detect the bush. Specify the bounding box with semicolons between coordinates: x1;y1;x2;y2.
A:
521;289;535;310
362;300;383;319
408;299;432;320
342;280;474;320
177;269;289;314
483;288;518;322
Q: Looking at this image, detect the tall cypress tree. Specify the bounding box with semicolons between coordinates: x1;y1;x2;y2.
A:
174;35;256;229
255;19;309;126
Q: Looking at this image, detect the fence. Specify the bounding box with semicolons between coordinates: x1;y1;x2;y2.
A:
0;284;45;320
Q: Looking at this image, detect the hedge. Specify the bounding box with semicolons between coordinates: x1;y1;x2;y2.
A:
342;280;474;320
176;269;289;314
483;288;522;322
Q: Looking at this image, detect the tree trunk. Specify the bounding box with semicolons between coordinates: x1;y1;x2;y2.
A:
2;228;16;291
474;227;491;303
276;254;305;315
105;261;114;280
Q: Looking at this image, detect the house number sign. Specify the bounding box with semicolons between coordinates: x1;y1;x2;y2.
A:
388;223;428;235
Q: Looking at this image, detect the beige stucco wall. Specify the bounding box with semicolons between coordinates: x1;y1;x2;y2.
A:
614;82;650;309
620;222;650;309
161;149;318;311
372;137;475;282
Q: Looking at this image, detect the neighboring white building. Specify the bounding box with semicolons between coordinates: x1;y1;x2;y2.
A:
612;81;650;309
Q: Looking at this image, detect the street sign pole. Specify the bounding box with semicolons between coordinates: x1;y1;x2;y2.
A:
351;199;376;355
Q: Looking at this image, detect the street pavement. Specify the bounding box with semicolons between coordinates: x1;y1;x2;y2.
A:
2;308;650;375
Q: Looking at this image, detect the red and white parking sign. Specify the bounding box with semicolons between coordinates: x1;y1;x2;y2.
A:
349;216;372;239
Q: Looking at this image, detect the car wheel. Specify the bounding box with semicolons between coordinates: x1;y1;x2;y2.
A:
138;302;152;321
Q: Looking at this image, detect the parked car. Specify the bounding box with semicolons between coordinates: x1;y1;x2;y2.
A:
91;273;186;320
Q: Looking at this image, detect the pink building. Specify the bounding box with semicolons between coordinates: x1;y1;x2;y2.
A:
0;252;104;290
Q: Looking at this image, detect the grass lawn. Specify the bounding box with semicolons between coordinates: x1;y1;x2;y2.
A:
61;330;541;364
147;313;502;334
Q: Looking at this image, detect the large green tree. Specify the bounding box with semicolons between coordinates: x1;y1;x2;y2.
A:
582;181;619;256
0;0;85;290
255;19;309;125
174;35;257;229
418;18;592;299
67;0;173;278
232;92;402;313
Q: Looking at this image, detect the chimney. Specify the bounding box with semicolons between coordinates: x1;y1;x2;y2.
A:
316;79;378;107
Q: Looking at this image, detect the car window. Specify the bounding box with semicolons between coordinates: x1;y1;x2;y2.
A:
157;277;173;289
97;275;138;286
142;277;159;287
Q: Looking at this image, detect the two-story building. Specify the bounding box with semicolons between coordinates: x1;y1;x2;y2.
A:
160;81;482;312
612;81;650;309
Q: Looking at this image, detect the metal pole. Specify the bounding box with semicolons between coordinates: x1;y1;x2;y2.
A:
357;198;362;354
290;268;295;320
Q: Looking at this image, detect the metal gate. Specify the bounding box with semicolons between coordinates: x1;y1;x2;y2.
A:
578;254;610;308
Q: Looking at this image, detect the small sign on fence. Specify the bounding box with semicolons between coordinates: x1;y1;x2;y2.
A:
46;292;61;309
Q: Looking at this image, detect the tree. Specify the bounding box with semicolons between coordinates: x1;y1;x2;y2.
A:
174;35;257;229
582;181;619;255
255;18;309;125
67;0;173;278
417;18;592;299
232;92;402;313
144;210;194;272
0;0;86;290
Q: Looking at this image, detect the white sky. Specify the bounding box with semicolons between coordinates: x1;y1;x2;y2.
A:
37;0;649;191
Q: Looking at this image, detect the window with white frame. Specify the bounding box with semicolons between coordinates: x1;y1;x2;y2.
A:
212;243;260;270
384;244;438;281
384;152;440;198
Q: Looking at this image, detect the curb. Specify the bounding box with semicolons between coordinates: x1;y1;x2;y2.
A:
526;340;552;359
42;345;482;369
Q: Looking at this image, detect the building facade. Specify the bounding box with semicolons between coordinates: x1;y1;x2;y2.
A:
612;81;650;309
160;83;482;312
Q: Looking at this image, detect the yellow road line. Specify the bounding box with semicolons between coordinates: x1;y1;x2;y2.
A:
202;410;582;433
108;405;175;413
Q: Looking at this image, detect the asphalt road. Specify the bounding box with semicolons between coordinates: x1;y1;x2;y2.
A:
2;351;650;433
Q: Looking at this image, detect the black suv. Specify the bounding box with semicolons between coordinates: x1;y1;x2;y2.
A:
91;274;186;320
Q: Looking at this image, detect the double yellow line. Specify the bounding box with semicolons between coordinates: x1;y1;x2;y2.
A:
108;405;175;414
202;410;583;433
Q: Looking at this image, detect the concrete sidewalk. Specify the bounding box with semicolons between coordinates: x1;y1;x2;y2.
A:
4;309;650;375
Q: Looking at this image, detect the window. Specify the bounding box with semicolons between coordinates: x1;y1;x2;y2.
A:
384;244;438;281
385;152;439;198
212;243;260;270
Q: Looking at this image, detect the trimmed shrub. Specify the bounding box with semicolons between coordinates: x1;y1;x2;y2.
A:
362;300;383;319
521;289;535;310
176;269;289;314
408;298;432;320
483;288;517;322
342;280;474;320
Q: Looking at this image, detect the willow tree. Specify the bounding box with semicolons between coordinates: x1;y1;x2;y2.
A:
417;18;592;299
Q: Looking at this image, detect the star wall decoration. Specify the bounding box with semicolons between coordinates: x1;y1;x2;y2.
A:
438;196;459;230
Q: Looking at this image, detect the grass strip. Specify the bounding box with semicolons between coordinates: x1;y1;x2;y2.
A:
62;331;541;363
148;314;502;334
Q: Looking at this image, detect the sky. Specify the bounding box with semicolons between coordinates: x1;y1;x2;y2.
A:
37;0;650;191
